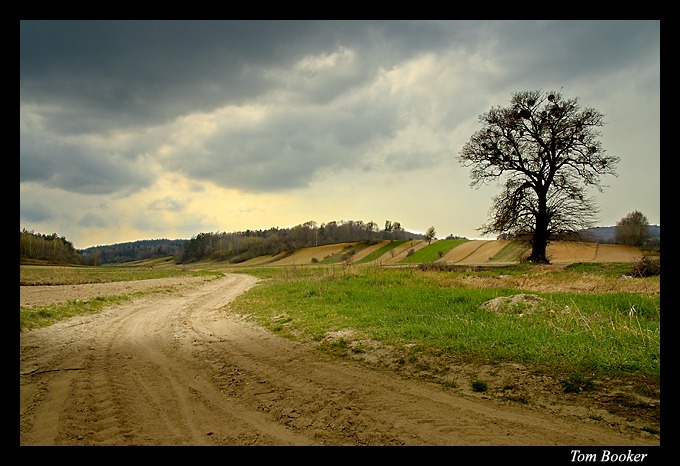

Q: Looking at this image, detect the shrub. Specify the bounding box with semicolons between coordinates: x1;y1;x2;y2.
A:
630;256;660;277
471;379;488;392
561;373;596;393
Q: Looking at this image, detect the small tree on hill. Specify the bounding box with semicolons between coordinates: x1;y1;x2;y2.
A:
615;210;651;247
424;226;436;245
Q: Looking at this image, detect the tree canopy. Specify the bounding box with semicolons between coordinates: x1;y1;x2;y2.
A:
20;229;84;265
615;210;651;247
458;90;619;263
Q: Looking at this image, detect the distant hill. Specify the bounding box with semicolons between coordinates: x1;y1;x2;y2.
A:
25;222;659;267
20;229;84;265
79;239;186;265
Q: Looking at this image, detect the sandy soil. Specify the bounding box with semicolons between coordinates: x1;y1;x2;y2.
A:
234;240;645;268
19;273;659;447
351;240;391;262
439;240;645;265
19;275;214;308
546;242;644;264
441;240;510;263
274;243;354;266
381;240;430;265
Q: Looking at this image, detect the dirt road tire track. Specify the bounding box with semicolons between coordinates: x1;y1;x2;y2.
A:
20;274;657;446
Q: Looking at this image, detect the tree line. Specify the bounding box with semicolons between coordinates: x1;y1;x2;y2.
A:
177;220;423;264
20;229;83;265
20;211;658;267
20;230;185;266
80;239;185;265
19;219;424;266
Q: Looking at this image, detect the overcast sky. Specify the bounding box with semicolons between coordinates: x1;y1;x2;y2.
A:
20;20;660;249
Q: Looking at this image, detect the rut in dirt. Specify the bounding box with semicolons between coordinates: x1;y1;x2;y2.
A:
19;274;657;446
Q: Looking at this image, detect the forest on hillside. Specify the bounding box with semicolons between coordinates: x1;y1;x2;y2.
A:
19;220;426;266
20;220;660;267
177;220;424;264
20;229;184;266
80;239;186;265
20;230;83;265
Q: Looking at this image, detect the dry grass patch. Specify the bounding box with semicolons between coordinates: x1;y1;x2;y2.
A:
419;267;659;296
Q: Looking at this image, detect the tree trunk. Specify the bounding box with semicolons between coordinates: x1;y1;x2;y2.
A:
528;196;550;263
528;228;549;263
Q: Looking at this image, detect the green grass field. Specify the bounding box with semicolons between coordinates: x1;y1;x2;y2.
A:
231;265;659;379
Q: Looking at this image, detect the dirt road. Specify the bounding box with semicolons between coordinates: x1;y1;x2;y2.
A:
19;274;658;446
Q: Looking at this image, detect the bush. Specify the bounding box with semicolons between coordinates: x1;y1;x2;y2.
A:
630;257;660;277
561;373;596;393
471;379;488;392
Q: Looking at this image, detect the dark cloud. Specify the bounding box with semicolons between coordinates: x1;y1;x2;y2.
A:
18;20;493;133
20;202;53;223
484;20;660;91
22;21;270;132
20;20;658;124
77;212;108;228
20;20;659;199
163;97;405;192
20;20;385;133
20;131;154;195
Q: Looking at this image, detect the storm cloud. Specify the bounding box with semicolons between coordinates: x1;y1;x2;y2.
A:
19;20;660;248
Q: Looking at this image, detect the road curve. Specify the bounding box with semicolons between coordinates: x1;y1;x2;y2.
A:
19;274;657;446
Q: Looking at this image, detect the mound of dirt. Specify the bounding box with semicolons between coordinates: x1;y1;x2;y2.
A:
482;294;548;315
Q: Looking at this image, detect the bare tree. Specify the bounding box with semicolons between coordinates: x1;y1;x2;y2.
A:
615;211;651;247
366;221;378;242
458;90;619;263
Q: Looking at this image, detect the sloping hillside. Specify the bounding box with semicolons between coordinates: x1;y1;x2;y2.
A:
231;240;648;267
440;240;514;264
274;243;358;266
547;242;644;264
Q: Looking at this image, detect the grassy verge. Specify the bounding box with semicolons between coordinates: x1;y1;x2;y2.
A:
231;265;660;379
20;294;135;330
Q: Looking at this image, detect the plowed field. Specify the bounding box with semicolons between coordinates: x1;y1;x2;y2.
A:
235;240;646;267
